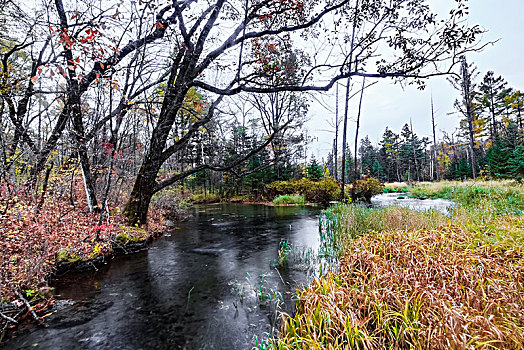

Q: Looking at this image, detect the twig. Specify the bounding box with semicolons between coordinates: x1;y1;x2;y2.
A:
0;311;17;324
6;280;40;322
34;164;53;216
111;237;129;254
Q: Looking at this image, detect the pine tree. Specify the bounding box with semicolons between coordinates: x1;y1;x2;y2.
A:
359;136;377;177
484;136;512;177
399;124;427;181
378;127;401;182
306;158;323;181
509;146;524;180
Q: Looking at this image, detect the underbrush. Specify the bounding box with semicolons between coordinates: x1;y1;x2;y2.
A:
273;181;524;349
266;178;340;204
0;177;163;339
188;192;223;204
273;194;305;206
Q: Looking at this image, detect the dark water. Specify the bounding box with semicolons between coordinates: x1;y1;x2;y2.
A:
4;204;321;350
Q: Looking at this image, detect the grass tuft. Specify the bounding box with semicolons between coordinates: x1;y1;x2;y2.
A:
273;194;305;206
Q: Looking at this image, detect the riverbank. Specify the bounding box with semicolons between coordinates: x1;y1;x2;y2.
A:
272;180;524;349
1;203;323;349
0;180;166;342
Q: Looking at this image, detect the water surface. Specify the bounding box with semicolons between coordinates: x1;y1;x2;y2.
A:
4;204;321;350
372;192;455;214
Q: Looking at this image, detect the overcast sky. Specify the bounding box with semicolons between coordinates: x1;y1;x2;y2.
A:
306;0;524;160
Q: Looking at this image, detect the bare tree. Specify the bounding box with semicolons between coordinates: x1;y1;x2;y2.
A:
1;0;486;224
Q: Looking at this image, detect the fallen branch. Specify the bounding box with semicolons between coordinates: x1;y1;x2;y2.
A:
6;280;40;323
0;311;17;324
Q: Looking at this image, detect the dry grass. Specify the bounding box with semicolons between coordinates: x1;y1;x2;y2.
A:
319;205;447;257
275;225;524;349
273;181;524;349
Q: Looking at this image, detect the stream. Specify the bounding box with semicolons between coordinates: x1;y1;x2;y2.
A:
4;204;322;350
4;196;455;349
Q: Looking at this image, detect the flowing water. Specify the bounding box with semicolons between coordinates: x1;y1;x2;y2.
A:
4;204;322;350
4;196;455;350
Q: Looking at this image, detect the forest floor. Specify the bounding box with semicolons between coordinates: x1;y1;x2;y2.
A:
0;176;166;341
272;180;524;349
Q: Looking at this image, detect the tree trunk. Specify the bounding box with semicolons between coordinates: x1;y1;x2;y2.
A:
66;86;99;212
490;92;498;141
462;62;478;179
410;119;420;182
431;97;440;182
123;80;190;225
340;0;360;201
341;77;350;201
518;104;522;130
124;168;156;227
334;83;339;181
354;77;366;181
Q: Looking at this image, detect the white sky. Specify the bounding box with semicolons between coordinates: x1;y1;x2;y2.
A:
307;0;524;160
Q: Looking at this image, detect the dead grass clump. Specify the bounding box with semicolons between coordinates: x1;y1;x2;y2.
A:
276;226;524;349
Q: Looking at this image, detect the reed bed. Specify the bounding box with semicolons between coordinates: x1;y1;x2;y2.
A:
273;181;524;349
319;205;447;257
273;194;306;206
275;226;524;349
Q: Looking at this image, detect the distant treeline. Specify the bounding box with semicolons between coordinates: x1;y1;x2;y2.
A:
326;66;523;183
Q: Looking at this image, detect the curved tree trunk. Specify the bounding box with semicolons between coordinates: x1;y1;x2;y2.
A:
124;168;156;227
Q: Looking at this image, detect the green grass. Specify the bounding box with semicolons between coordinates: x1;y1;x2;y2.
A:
189;192;223;203
383;183;410;193
272;194;305;206
409;180;524;214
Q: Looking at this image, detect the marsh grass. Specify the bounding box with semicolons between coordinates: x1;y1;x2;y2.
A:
319;204;447;257
383;183;410;193
272;181;524;349
189;192;223;203
273;194;305;206
275;225;524;349
410;180;524;214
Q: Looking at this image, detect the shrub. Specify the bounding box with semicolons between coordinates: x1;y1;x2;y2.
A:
383;183;409;193
188;192;222;204
266;178;340;203
350;176;384;202
151;188;189;220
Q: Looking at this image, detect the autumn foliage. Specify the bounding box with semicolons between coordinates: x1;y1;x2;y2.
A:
0;174;163;332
